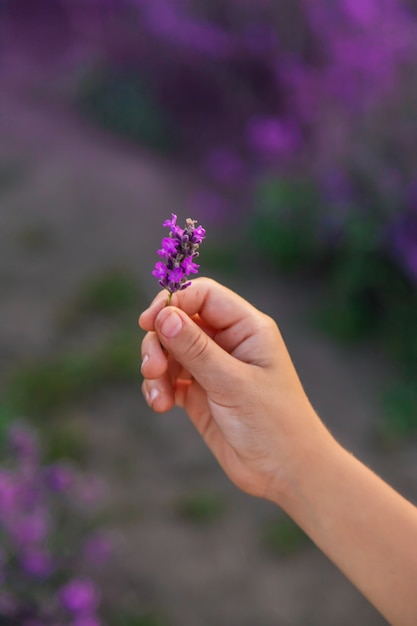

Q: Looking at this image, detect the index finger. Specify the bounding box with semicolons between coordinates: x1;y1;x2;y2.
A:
138;277;259;333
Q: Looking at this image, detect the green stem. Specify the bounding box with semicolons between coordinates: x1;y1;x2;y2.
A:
167;291;173;306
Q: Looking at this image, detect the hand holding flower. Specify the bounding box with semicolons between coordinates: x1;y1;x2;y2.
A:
139;277;326;500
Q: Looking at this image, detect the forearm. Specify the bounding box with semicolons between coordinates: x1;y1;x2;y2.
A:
274;432;417;626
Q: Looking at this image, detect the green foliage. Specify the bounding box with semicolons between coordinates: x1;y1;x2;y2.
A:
314;216;417;362
60;268;143;327
261;515;310;558
43;419;88;464
250;177;321;272
313;300;375;343
5;331;139;417
95;330;139;382
5;354;99;417
174;490;226;524
0;401;13;445
202;242;240;274
377;267;417;367
313;214;383;342
77;69;177;152
378;380;417;444
77;269;139;315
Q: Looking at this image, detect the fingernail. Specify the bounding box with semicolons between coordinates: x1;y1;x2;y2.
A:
141;354;149;372
160;310;183;338
149;388;159;405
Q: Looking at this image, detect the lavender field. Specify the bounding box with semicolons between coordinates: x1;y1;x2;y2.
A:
1;2;417;624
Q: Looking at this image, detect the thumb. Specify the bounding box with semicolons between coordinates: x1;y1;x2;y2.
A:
155;306;239;393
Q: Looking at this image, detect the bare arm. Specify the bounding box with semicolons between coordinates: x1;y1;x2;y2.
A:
276;437;417;626
139;277;417;626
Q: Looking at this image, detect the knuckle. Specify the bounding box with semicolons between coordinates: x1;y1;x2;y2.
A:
183;330;210;363
252;312;276;335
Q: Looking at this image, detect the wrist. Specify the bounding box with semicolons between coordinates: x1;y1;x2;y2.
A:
265;416;339;510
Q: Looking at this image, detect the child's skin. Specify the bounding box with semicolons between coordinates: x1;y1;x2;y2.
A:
139;277;417;626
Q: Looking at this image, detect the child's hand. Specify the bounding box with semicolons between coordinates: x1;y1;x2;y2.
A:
139;277;329;501
140;277;417;625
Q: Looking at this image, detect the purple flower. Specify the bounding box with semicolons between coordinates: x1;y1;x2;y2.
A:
44;463;75;492
0;422;107;624
0;470;18;514
247;116;301;161
8;424;39;464
153;216;205;296
152;262;167;280
20;549;54;579
193;225;206;244
59;579;100;615
163;213;183;236
342;0;378;26
13;510;49;546
182;257;200;275
158;237;179;257
168;266;185;283
391;210;417;283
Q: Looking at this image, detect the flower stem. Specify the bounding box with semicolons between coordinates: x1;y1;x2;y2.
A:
167;291;173;306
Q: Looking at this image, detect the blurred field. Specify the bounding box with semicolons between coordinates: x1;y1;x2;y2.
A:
1;3;417;625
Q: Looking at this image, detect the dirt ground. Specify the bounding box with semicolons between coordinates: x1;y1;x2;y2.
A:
1;69;417;625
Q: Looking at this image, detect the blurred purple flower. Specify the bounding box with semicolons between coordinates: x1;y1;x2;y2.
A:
142;1;235;59
8;423;39;465
247;116;301;161
13;510;49;546
241;23;279;56
0;470;18;514
153;214;205;295
342;0;378;26
391;207;417;283
82;533;112;566
44;463;75;493
59;579;100;615
0;421;107;623
21;548;54;579
204;147;247;185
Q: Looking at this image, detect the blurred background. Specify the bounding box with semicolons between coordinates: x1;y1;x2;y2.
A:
1;1;417;624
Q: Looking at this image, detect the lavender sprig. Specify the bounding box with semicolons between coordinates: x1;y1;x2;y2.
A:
152;214;205;304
